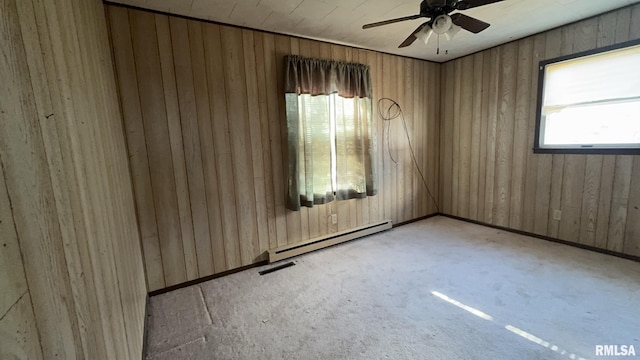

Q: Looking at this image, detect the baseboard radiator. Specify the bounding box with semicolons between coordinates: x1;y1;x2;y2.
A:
268;220;393;263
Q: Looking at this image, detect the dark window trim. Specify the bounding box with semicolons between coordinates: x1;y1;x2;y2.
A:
533;147;640;155
533;38;640;155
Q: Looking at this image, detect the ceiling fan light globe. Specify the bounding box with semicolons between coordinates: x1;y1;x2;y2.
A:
416;26;434;44
445;23;462;40
432;15;452;34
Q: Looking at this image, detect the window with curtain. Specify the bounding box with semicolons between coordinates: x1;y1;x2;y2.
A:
284;55;377;211
535;39;640;154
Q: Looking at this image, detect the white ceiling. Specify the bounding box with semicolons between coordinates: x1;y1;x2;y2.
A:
112;0;640;62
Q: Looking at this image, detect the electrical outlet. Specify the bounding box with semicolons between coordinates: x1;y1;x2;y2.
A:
331;214;338;224
553;209;562;221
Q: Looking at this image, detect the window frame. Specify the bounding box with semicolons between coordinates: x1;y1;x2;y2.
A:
533;38;640;155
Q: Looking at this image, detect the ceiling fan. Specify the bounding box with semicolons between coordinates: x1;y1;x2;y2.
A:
362;0;503;48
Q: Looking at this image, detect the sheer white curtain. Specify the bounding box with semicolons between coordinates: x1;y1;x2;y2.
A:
285;55;377;211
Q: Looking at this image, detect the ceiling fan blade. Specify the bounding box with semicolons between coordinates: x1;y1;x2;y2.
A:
362;14;423;29
453;0;503;10
450;13;490;33
399;22;430;48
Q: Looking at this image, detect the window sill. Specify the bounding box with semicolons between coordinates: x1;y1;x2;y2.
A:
533;147;640;155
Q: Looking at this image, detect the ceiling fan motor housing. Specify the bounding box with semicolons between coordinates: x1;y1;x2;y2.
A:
454;0;472;10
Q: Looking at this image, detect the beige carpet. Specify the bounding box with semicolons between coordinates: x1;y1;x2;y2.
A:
144;216;640;360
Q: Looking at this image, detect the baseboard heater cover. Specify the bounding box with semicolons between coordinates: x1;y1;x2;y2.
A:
268;220;393;263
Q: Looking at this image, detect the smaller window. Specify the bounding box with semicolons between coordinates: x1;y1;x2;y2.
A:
535;39;640;154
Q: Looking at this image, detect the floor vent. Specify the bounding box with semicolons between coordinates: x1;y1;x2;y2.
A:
259;261;295;275
268;220;392;263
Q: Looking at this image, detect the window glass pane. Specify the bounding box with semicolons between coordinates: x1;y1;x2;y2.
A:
537;41;640;152
543;46;640;107
299;94;333;195
329;94;337;192
334;95;366;194
543;100;640;146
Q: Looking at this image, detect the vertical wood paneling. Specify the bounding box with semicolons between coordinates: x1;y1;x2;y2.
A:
16;8;98;353
380;54;393;221
156;15;198;280
440;62;454;214
1;31;78;354
130;10;186;286
189;20;227;273
386;54;398;222
580;155;602;246
571;18;599;246
595;158;615;249
185;18;218;276
557;19;597;243
369;50;383;223
458;56;473;219
468;53;483;220
544;28;564;238
108;5;440;291
483;47;500;223
590;12;618;250
493;42;517;227
520;33;543;233
430;61;440;214
166;20;203;272
268;33;290;247
253;32;279;251
405;58;416;222
108;6;165;290
202;23;241;270
509;37;533;230
0;114;28;330
608;156;633;252
477;52;490;222
606;6;634;254
401;58;412;222
623;4;640;257
290;38;312;242
442;4;640;258
42;1;107;353
244;29;270;260
411;59;422;217
451;60;461;216
359;50;373;226
2;0;147;358
523;34;545;234
0;293;42;360
624;159;640;256
221;26;260;266
0;161;42;360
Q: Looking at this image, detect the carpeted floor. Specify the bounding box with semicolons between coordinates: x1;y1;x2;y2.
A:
144;216;640;360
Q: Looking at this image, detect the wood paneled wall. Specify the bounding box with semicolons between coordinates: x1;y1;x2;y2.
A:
440;4;640;257
1;0;146;358
107;5;441;291
0;162;41;359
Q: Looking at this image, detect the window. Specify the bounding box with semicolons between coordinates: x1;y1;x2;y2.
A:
535;39;640;154
284;56;377;211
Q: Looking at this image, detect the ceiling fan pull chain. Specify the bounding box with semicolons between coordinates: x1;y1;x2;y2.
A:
437;34;440;55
